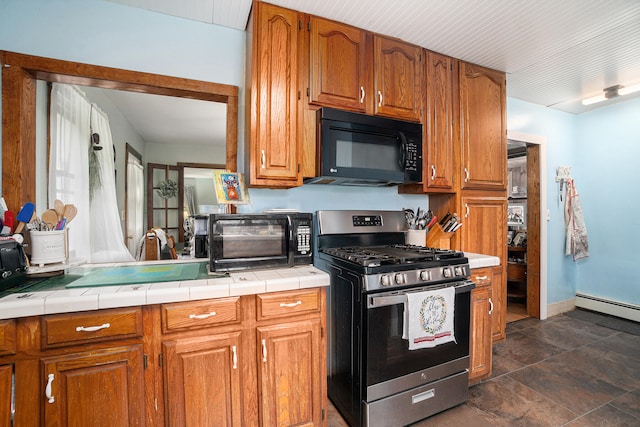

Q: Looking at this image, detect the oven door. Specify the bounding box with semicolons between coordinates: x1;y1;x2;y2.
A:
364;281;473;402
209;215;289;271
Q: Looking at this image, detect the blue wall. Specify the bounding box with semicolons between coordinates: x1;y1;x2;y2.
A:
507;98;579;304
573;98;640;305
508;96;640;307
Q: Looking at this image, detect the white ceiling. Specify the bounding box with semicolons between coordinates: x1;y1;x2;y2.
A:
106;0;640;116
101;89;227;147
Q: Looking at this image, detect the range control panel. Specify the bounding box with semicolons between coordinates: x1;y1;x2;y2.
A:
352;215;383;227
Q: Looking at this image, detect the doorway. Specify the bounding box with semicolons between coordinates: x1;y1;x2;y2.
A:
124;144;144;256
506;131;548;321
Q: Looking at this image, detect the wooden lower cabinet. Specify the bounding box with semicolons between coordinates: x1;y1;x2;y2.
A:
41;344;145;426
459;194;507;343
3;287;327;426
469;268;493;383
0;363;13;426
163;332;244;426
490;266;505;343
257;320;323;427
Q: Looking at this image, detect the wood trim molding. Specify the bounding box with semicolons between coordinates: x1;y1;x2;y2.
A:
1;50;239;214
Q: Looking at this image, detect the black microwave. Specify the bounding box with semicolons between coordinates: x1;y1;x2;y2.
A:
305;107;422;186
208;213;313;272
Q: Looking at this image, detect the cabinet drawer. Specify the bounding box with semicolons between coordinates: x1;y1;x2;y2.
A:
470;267;493;288
257;289;321;321
42;307;143;349
162;297;241;333
0;319;16;356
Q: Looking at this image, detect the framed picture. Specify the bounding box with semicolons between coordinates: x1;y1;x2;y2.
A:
507;204;526;226
513;231;527;247
213;171;250;204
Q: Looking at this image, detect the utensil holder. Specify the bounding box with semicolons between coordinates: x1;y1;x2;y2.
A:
426;225;455;249
29;229;68;266
405;229;427;246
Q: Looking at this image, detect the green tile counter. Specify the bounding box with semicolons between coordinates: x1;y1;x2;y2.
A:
0;260;329;320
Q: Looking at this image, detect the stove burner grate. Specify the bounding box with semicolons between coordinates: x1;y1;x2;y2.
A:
321;244;463;267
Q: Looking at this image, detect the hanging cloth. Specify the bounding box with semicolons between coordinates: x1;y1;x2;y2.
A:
564;178;589;261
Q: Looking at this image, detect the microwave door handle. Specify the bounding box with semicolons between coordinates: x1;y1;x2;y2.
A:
287;216;294;265
399;132;407;170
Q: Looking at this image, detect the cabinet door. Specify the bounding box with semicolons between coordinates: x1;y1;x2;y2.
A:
309;16;367;112
41;344;144;426
460;197;507;342
163;332;243;427
373;36;423;122
491;266;506;342
459;62;506;190
460;196;507;261
0;363;12;427
257;320;322;427
249;2;300;186
425;52;455;191
469;280;492;383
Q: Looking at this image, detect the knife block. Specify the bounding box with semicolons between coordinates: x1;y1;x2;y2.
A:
426;224;455;250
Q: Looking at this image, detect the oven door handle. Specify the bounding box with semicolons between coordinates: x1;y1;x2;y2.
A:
368;280;475;308
369;294;406;308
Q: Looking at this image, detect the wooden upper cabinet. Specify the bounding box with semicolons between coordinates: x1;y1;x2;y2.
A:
247;1;301;187
309;16;368;112
459;195;507;262
425;52;456;191
373;35;423;122
459;62;507;190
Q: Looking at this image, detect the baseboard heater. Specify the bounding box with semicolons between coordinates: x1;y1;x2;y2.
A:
575;293;640;323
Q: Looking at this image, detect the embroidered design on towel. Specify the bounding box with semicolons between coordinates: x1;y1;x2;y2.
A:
404;286;456;350
417;295;450;341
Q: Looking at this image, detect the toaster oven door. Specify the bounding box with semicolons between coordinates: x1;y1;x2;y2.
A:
209;216;289;271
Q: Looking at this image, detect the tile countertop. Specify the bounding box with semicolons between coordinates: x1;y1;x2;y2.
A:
464;252;501;269
0;261;329;320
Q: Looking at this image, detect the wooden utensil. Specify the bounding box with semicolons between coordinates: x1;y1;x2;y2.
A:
42;209;58;230
54;199;65;221
63;204;78;224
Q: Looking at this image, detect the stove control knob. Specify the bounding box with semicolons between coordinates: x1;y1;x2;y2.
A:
380;275;391;287
454;266;464;276
420;270;431;281
443;267;452;278
395;273;406;285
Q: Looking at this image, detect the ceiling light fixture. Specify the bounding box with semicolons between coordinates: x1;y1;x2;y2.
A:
582;83;640;106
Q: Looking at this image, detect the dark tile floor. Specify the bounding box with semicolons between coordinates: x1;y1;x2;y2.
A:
328;310;640;426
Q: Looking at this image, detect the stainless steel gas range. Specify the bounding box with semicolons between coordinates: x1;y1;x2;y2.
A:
314;210;475;427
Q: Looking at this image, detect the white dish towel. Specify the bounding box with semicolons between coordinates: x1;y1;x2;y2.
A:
403;286;456;350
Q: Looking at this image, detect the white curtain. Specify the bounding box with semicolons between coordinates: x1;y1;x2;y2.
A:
49;84;91;261
49;83;134;263
126;156;144;256
184;185;197;217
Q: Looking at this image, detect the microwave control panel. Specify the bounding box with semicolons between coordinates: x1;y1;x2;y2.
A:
296;225;311;254
404;137;422;182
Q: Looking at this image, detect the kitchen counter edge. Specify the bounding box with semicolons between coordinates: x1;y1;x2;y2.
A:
0;264;329;320
465;252;501;269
